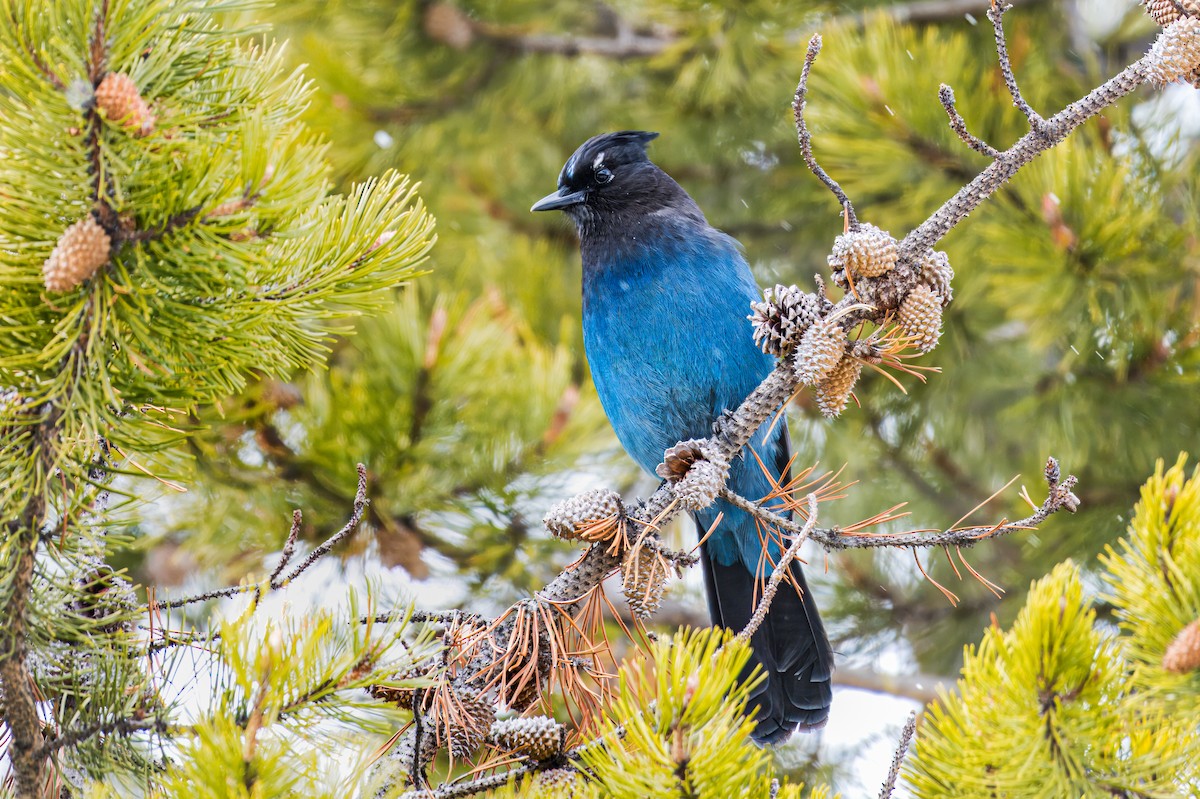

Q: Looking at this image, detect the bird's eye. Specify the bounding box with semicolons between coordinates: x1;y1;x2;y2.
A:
595;166;614;184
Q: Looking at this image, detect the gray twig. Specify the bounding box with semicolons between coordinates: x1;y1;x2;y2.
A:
988;2;1048;132
718;461;1078;552
792;35;858;227
737;494;818;642
35;716;166;761
268;510;302;584
879;711;919;799
278;463;369;586
154;465;369;610
938;83;1001;158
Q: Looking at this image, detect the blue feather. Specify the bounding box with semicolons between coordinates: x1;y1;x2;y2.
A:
582;220;784;567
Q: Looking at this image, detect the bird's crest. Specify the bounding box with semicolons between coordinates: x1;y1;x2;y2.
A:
561;130;659;188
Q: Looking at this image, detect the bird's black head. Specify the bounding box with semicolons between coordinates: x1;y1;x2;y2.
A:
531;131;702;235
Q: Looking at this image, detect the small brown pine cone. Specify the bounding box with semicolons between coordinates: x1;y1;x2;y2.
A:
656;439;706;481
489;716;565;760
544;489;623;540
1162;618;1200;673
897;285;944;353
506;676;542;713
1144;0;1183;25
447;690;496;758
794;317;847;385
368;682;416;709
829;223;898;278
918;250;954;307
43;216;111;292
621;549;670;619
535;768;579;795
814;357;862;418
1146;17;1200;85
94;72;155;136
748;284;820;356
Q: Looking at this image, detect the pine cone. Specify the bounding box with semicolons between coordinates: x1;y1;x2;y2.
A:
748;284;820;356
71;560;136;635
94;72;155;136
918;250;954;307
829;223;898;279
1144;0;1183;24
1162;618;1200;673
43;216;111;292
489;716;565;760
447;690;496;758
673;456;729;511
897;285;943;353
794;317;847;385
814;357;862;418
1145;17;1200;86
535;768;579;795
544;489;623;540
656;439;705;481
621;549;670;619
368;682;416;710
1143;0;1199;25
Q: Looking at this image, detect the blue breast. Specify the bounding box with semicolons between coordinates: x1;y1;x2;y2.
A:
581;221;785;566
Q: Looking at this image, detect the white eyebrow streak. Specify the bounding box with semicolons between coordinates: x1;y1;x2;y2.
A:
592;152;605;169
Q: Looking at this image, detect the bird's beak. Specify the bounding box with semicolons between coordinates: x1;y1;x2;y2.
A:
531;188;587;212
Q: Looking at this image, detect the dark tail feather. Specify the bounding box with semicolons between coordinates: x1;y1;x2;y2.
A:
700;546;834;745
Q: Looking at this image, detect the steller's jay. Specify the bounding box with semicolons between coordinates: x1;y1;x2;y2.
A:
532;131;833;743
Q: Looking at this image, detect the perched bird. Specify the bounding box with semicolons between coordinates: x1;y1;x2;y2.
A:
532;131;833;743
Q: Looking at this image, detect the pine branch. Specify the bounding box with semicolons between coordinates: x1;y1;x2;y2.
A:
33;716;165;761
718;458;1078;551
736;494;818;641
792;36;858;227
276;463;369;586
938;83;1001;158
896;9;1163;260
154;465;369;611
879;711;918;799
835;667;947;704
1;500;45;799
793;8;1195;275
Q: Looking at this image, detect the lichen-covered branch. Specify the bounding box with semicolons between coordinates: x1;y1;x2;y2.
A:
897;24;1154;260
154;465;369;611
879;711;918;799
719;457;1079;551
792;36;858;226
1;502;46;799
938;83;1001;158
737;494;818;642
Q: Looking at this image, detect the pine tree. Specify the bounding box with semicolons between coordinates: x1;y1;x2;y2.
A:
0;0;433;794
907;456;1200;796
